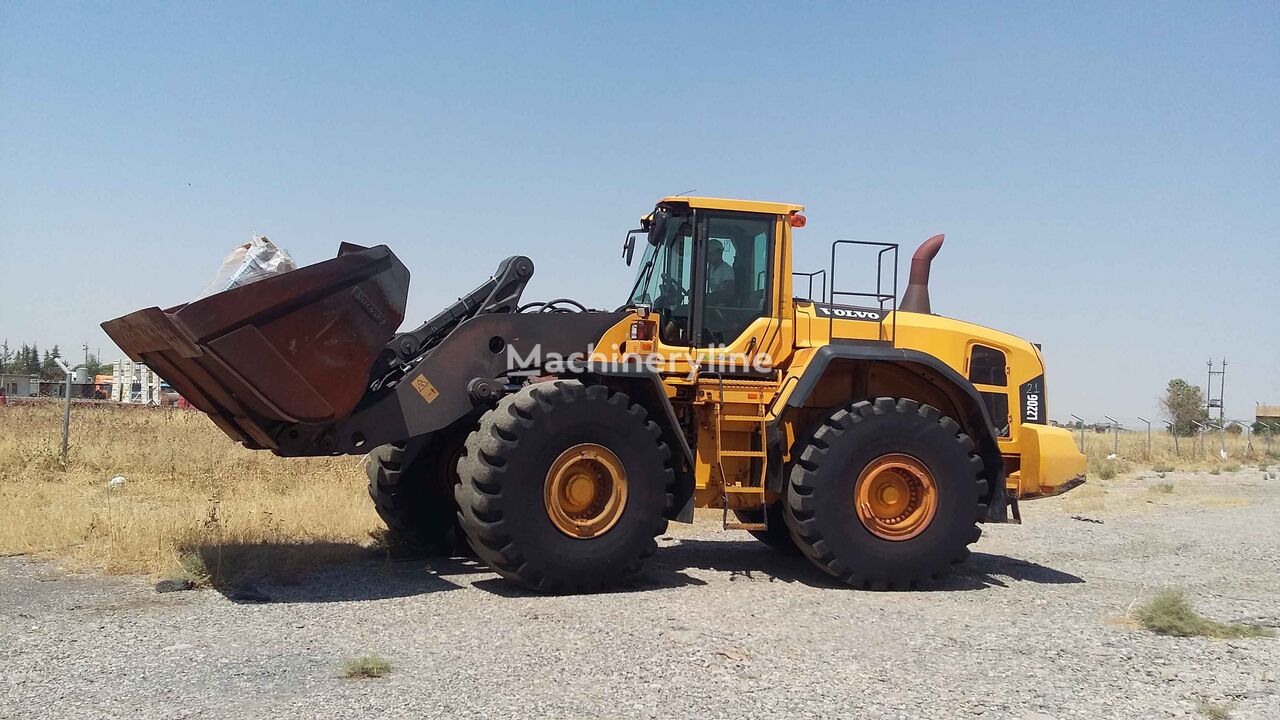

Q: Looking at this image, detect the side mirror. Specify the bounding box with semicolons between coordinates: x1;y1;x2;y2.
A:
648;207;669;247
622;231;639;266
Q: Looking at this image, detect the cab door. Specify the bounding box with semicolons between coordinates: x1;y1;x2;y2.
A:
686;211;789;501
691;211;790;373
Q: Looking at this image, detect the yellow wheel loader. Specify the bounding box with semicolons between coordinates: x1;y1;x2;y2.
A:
103;196;1087;593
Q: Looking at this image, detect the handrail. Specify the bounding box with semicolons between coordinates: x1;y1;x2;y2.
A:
828;240;899;346
791;269;827;303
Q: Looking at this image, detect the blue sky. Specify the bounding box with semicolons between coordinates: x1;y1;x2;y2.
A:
2;2;1277;425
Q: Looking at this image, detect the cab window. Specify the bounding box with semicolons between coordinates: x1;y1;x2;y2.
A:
969;344;1007;386
700;213;772;347
627;210;695;345
981;391;1010;437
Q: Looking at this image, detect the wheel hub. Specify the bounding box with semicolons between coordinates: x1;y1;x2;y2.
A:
855;453;938;540
545;443;628;539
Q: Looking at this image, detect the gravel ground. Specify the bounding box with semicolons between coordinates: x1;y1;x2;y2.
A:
2;468;1278;719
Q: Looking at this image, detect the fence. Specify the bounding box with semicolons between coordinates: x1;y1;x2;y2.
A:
1058;415;1279;464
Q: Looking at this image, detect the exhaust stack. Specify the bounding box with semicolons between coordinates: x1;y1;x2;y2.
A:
899;234;944;314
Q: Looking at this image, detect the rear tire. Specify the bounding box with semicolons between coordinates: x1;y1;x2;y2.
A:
366;426;470;555
783;397;987;589
455;380;673;593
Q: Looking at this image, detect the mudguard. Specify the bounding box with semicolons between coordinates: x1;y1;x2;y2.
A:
779;341;1009;522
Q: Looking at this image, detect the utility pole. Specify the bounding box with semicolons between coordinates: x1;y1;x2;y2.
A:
1207;358;1227;456
1203;356;1223;420
1219;359;1226;424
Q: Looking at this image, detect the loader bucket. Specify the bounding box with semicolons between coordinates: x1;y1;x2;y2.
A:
102;243;408;450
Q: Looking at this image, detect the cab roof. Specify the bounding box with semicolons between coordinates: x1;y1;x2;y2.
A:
658;196;804;215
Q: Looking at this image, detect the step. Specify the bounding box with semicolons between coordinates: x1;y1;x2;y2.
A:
723;485;766;494
721;414;766;422
720;449;767;458
724;521;767;532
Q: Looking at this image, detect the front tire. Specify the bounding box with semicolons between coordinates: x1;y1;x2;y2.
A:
366;425;470;555
783;397;987;589
455;380;674;593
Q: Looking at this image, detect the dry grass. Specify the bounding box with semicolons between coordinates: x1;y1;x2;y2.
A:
341;654;392;679
1134;589;1274;639
1194;699;1234;720
166;550;212;587
1075;427;1277;474
1090;455;1127;480
1059;481;1108;513
2;400;1272;579
0;402;380;581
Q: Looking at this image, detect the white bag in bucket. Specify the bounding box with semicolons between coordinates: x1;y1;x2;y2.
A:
197;235;297;299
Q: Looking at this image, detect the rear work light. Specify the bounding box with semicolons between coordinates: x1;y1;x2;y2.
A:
629;320;654;341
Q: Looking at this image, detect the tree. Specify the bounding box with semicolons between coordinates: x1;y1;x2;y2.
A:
83;351;109;377
0;339;11;374
39;344;63;382
15;344;40;375
1159;378;1209;436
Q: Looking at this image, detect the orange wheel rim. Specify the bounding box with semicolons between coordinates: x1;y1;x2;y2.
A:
545;443;628;539
855;453;938;541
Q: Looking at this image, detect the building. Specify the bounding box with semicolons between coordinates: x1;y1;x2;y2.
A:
111;359;164;404
0;373;40;397
1258;404;1280;424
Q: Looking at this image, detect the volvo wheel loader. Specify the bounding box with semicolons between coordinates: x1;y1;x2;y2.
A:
103;196;1087;593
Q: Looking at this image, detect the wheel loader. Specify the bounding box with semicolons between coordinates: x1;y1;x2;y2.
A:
102;196;1087;593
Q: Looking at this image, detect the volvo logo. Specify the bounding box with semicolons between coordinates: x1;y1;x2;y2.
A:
814;304;882;321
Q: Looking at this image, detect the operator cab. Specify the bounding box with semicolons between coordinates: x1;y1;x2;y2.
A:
625;199;787;349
